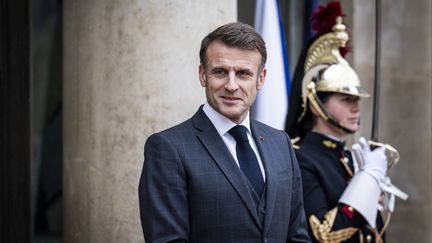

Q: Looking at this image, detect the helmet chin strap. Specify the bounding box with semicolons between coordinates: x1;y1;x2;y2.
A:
326;115;357;134
306;82;357;134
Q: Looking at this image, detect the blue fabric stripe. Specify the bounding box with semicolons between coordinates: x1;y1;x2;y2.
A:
276;0;291;99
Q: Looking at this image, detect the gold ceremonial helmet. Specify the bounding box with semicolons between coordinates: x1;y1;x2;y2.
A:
299;16;370;124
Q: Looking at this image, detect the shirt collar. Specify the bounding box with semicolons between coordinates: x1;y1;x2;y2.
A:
203;102;251;137
307;130;346;151
311;129;345;143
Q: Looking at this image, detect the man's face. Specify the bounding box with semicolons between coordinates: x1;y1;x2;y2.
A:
199;41;266;124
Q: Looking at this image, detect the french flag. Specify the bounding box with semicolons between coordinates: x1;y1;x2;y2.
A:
251;0;290;130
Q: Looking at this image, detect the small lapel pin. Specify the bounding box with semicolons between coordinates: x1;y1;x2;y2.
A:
259;135;265;141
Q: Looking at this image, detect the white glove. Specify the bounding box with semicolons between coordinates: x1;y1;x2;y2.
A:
339;171;382;228
339;137;387;228
358;137;388;183
345;137;408;226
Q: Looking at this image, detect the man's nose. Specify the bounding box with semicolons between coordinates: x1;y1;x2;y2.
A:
224;72;239;91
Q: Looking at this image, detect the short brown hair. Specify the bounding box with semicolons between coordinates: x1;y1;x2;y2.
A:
199;22;267;71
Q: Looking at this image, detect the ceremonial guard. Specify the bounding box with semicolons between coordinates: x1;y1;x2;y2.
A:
285;2;408;242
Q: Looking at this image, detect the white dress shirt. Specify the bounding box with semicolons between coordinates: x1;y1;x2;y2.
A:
203;102;266;181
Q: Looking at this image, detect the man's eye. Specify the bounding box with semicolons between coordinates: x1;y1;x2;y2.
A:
237;71;252;77
213;70;226;76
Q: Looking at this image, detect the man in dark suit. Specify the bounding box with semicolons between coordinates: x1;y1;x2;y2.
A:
139;22;311;243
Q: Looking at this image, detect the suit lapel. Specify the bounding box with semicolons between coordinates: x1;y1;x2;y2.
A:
192;108;262;229
251;122;278;235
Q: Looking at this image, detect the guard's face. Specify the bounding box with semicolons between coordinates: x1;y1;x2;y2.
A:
199;41;266;124
325;93;361;133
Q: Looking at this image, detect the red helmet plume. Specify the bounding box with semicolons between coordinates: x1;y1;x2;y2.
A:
311;1;350;56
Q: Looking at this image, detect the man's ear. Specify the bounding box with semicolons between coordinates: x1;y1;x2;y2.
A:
199;64;206;87
256;67;266;90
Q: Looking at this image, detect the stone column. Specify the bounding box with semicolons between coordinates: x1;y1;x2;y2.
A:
353;0;432;241
63;1;236;242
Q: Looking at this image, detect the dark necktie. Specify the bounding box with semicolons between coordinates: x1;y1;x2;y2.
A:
229;125;264;197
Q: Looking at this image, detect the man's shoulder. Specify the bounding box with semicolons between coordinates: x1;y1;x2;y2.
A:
251;119;280;131
154;117;195;137
148;107;209;140
251;119;288;138
250;120;294;150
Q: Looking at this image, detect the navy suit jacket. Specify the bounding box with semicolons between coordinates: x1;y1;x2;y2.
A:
139;107;311;243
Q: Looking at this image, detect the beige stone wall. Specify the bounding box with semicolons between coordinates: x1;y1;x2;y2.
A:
352;0;432;241
63;1;236;242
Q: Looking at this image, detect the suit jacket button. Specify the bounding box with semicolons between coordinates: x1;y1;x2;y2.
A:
263;238;268;243
260;207;266;214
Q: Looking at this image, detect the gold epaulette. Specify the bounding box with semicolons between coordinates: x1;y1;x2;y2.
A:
309;208;359;243
291;137;301;150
